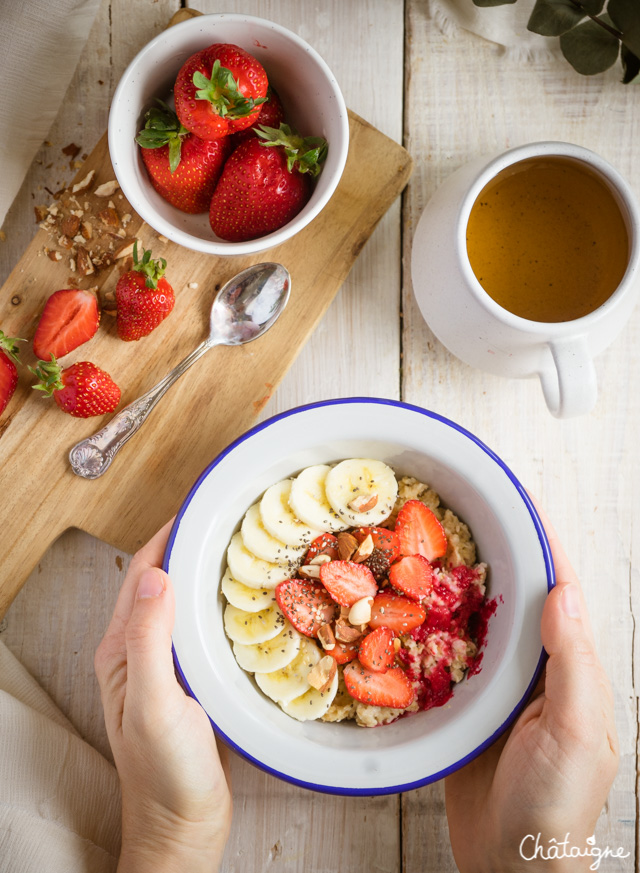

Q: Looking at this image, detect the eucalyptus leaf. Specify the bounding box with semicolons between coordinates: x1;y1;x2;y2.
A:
608;0;640;57
560;17;620;73
621;44;640;82
472;0;517;6
528;0;586;36
581;0;605;14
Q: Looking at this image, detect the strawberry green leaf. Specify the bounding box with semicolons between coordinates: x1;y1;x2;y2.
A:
193;60;266;119
30;355;64;395
255;124;328;177
0;329;26;364
132;241;167;290
136;100;189;173
560;15;620;73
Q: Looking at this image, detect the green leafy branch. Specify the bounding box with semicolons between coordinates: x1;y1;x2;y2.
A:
472;0;640;82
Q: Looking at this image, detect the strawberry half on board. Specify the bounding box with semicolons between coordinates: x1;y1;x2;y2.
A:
136;101;232;214
32;288;99;361
115;243;175;342
174;43;268;140
0;330;25;415
31;357;121;418
209;123;328;242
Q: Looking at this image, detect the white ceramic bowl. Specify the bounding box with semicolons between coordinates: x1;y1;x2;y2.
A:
164;398;554;795
108;14;349;255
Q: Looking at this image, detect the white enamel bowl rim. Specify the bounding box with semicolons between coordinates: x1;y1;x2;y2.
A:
108;13;349;256
164;398;554;795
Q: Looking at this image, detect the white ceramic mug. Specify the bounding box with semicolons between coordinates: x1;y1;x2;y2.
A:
411;142;640;418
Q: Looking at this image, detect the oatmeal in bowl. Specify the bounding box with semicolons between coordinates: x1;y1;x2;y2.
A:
165;398;553;795
220;460;496;728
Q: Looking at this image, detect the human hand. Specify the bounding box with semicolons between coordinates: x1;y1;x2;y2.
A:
445;504;618;873
95;521;232;873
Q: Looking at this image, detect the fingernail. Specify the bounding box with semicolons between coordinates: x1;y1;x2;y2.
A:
137;568;166;599
561;583;581;619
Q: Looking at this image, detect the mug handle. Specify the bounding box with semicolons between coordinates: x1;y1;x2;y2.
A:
538;335;598;418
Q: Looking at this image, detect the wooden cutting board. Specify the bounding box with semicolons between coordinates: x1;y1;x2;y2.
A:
0;13;412;618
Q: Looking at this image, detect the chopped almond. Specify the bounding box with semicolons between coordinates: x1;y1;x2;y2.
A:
337;532;358;561
308;553;332;567
94;180;120;197
98;206;120;228
307;656;336;693
348;595;374;626
76;246;94;276
58;234;73;249
47;250;62;262
298;565;321;580
352;534;374;563
113;239;136;259
80;221;93;240
34;205;48;222
317;624;336;651
348;493;379;513
334;618;363;644
71;169;95;194
61;214;81;237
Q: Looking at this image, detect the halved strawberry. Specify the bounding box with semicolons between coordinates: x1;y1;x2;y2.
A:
305;533;339;562
395;500;447;560
344;660;415;708
275;578;338;637
319;560;378;607
389;555;434;602
359;627;395;673
368;592;426;633
325;638;359;665
33;289;100;360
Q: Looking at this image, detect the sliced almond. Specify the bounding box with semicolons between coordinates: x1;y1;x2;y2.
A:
98;206;120;228
352;534;374;563
334;618;363;644
348;493;379;514
348;595;373;627
317;624;336;651
337;532;358;561
298;565;321;580
94;180;120;197
71;169;95;194
308;553;332;567
114;239;136;259
307;656;336;693
76;245;94;276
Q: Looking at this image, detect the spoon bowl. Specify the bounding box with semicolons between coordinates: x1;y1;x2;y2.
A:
69;262;291;479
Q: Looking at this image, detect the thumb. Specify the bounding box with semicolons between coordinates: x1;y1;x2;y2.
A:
124;567;177;701
540;582;602;739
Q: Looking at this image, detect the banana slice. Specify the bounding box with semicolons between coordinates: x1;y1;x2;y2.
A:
223;603;285;645
289;464;350;533
281;668;339;721
241;503;306;567
325;459;398;527
227;532;292;590
233;623;301;673
220;568;276;613
255;637;323;704
260;479;323;547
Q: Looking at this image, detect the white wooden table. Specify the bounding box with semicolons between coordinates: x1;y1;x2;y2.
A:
1;2;638;870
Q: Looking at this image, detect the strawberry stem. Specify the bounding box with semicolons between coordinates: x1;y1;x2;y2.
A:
30;354;64;395
132;241;167;290
192;60;267;119
255;124;328;177
136;100;189;173
0;329;26;365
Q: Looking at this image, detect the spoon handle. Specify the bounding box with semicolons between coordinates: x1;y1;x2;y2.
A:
69;339;213;479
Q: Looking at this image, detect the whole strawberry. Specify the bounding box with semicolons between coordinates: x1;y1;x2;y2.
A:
136;101;232;214
32;357;121;418
116;243;175;341
232;87;286;147
209;124;328;242
0;330;26;415
174;43;268;140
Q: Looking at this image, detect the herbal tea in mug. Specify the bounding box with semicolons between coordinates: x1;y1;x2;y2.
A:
465;157;629;323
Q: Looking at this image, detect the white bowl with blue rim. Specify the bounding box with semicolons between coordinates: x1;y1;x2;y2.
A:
108;13;349;256
164;398;553;795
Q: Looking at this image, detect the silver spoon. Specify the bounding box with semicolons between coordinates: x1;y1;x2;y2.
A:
69;262;291;480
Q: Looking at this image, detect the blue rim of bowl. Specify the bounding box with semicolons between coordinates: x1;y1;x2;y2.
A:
164;396;555;796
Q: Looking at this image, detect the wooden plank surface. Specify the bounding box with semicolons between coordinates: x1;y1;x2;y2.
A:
1;0;638;871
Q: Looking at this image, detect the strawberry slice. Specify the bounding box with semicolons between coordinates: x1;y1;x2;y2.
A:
275;579;338;637
33;289;100;360
344;660;415;708
305;533;339;562
325;638;359;665
359;627;395;673
395;500;447;560
389;555;434;602
368;592;426;633
353;526;400;563
319;560;378;607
